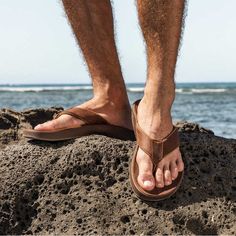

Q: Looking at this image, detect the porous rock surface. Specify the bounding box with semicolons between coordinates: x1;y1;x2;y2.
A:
0;108;236;235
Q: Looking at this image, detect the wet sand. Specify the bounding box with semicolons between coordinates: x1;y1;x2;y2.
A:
0;108;235;234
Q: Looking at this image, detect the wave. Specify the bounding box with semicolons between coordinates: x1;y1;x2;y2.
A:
127;88;234;94
191;88;227;93
127;87;144;92
0;86;93;92
0;86;235;94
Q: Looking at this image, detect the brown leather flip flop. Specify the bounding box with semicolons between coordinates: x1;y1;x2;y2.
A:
129;100;184;201
23;107;135;141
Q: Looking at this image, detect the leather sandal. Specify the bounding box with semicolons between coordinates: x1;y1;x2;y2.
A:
23;107;135;141
129;100;184;201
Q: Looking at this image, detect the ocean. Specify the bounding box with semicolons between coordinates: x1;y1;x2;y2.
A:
0;82;235;139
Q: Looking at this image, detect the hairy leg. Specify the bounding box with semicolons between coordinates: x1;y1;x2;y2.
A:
35;0;131;130
135;0;185;190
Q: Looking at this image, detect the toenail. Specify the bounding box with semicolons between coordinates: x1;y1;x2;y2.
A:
157;183;163;188
143;180;153;187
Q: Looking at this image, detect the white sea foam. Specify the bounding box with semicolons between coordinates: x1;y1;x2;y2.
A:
0;86;93;92
127;88;231;94
175;88;229;94
190;89;227;93
0;86;234;94
176;88;233;94
127;87;144;92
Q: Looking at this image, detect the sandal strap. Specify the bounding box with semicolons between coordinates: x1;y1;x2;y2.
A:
132;100;180;168
54;107;108;125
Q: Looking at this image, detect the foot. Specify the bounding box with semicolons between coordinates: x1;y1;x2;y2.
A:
135;99;184;191
34;97;132;131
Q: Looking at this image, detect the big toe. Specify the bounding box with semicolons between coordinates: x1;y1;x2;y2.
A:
136;149;155;191
34;121;55;131
137;172;155;191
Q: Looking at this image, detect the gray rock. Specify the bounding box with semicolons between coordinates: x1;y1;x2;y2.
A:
0;108;235;235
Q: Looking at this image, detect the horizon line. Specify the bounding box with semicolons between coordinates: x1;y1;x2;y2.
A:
0;81;236;86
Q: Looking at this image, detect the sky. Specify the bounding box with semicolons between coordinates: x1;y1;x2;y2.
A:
0;0;236;84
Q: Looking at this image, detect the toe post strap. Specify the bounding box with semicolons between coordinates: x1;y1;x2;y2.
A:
152;127;179;167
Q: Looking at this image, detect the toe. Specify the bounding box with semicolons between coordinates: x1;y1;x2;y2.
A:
137;173;155;191
34;115;74;131
164;166;172;186
170;161;179;180
155;166;164;188
176;155;184;172
136;149;155;191
34;121;54;131
34;124;42;130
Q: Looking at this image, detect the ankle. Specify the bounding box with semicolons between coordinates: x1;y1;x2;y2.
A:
93;76;127;95
140;94;173;117
143;79;175;110
87;94;130;116
93;84;130;109
137;98;174;140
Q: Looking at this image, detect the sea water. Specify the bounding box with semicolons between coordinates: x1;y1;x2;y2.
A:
0;82;235;138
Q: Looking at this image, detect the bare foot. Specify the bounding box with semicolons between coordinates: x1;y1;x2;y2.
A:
135;99;184;191
34;97;132;131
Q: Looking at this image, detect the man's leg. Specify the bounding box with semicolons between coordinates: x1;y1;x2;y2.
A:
35;0;131;130
135;0;185;190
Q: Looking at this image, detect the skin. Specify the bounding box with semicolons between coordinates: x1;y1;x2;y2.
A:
35;0;185;192
135;0;185;189
35;0;132;131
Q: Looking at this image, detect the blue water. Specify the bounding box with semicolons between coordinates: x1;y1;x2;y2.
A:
0;82;235;138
